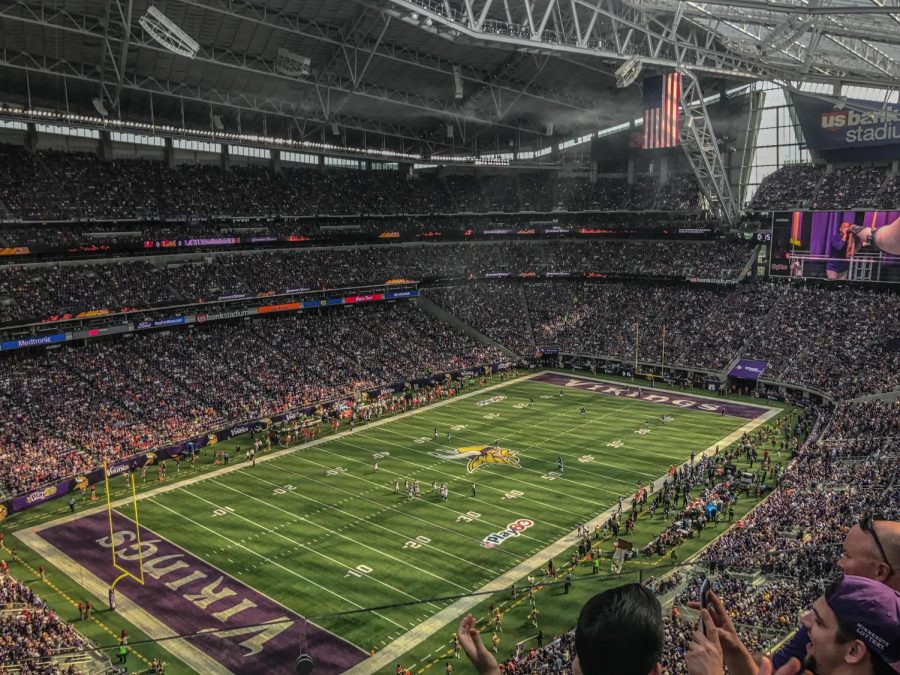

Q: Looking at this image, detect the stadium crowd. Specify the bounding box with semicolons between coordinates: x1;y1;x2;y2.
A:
0;240;752;326
749;164;824;210
0;303;503;496
0;571;85;673
0;143;710;219
430;280;900;397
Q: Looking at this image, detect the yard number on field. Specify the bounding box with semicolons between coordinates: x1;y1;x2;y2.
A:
345;564;373;578
212;506;235;517
502;489;524;500
456;511;481;523
326;467;348;476
272;484;296;495
402;536;431;549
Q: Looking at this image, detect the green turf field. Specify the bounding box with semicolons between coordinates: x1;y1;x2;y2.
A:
91;373;768;670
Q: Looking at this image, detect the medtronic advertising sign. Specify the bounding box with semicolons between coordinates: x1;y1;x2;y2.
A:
791;92;900;161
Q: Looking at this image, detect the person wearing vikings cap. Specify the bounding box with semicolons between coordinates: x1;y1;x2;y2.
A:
798;575;900;675
686;576;900;675
771;517;900;671
688;518;900;675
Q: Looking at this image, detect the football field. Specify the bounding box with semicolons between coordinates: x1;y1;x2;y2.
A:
20;372;778;674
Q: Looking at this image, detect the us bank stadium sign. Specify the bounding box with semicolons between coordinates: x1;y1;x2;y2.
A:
791;92;900;161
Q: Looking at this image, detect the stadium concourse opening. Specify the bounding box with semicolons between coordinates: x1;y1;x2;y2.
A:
2;2;900;671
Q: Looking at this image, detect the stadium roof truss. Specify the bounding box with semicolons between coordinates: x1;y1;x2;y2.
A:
1;0;899;156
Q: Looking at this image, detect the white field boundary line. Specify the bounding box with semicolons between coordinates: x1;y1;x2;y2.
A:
15;528;231;675
346;404;782;674
14;374;536;671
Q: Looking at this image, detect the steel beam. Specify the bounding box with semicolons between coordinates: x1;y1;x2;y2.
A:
0;0;549;138
0;49;451;153
678;71;739;225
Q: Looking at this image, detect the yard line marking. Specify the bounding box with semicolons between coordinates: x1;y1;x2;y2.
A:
231;472;500;575
180;487;446;608
204;477;483;588
325;433;605;515
146;498;408;631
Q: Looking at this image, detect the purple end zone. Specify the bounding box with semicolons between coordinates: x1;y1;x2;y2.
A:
531;373;766;419
38;511;366;674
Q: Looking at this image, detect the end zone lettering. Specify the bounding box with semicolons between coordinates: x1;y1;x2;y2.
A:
475;395;507;407
481;518;534;548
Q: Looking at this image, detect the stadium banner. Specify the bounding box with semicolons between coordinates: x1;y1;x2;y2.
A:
728;359;768;381
70;324;132;341
195;307;259;322
258;301;302;314
770;210;900;282
790;92;900;162
0;333;68;351
11;479;72;511
3;359;512;515
135;315;188;330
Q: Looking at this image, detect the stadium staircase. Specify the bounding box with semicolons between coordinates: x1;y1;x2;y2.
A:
872;171;895;204
416;295;520;359
808;171;829;207
519;285;537;351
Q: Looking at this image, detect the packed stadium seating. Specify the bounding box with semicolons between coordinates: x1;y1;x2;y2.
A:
748;164;824;210
0;572;87;671
429;280;900;397
0;303;503;496
0;240;752;326
812;166;886;210
0;144;708;220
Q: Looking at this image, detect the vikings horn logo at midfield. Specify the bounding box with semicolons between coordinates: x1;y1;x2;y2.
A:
454;445;521;474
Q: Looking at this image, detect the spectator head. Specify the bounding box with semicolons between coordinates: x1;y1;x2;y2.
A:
800;575;900;675
838;518;900;592
574;583;663;675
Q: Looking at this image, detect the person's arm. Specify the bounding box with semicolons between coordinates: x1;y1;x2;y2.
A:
851;216;900;255
687;591;758;675
872;216;900;255
457;614;501;675
685;609;725;675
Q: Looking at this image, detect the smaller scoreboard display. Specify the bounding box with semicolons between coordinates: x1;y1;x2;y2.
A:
770;211;900;283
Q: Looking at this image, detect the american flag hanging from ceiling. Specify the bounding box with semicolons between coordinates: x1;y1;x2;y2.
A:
642;72;682;149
